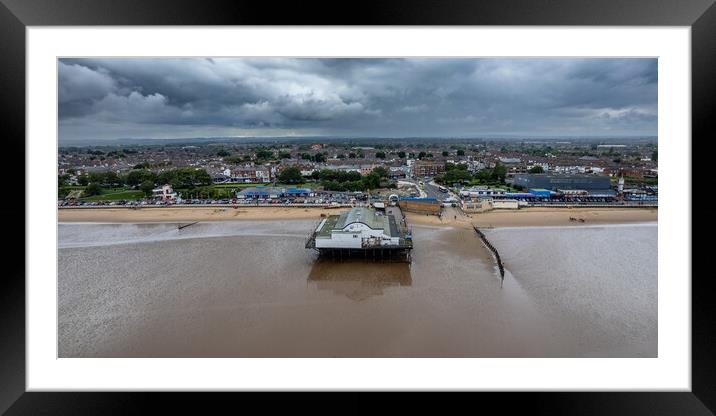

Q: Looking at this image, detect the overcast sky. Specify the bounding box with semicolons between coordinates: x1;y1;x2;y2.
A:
58;58;657;142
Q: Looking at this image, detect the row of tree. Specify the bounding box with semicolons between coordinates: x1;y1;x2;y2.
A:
276;166;390;192
435;162;508;186
219;148;477;164
218;147;293;161
321;169;387;192
59;168;214;197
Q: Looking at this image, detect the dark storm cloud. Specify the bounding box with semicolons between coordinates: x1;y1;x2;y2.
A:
58;58;657;141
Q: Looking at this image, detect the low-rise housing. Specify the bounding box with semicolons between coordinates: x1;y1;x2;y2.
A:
412;161;445;177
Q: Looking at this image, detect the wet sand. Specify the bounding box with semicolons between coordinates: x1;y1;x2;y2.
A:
58;220;657;358
58;206;333;223
486;225;658;357
406;207;657;228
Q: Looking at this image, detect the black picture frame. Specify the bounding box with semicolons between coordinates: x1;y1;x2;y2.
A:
1;0;711;413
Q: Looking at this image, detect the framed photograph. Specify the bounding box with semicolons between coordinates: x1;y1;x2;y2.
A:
3;0;711;413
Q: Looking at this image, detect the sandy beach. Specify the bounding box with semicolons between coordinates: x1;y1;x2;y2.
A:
58;206;333;223
406;207;658;228
59;205;657;227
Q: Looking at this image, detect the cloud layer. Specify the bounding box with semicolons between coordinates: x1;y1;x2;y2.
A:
58;58;657;141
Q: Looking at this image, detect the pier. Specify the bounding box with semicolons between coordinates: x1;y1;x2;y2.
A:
305;206;413;262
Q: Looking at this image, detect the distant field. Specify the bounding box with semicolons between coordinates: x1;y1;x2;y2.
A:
274;183;307;188
625;177;658;186
81;189;145;201
211;182;309;188
211;183;266;188
208;182;308;198
65;181;316;201
466;180;519;191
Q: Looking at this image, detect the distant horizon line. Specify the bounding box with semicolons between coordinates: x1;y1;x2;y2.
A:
59;134;659;146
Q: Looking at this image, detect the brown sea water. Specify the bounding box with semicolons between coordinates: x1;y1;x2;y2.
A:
58;220;657;357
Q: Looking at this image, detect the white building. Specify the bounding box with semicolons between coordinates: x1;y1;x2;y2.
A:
388;166;410;178
459;187;507;198
313;208;402;249
323;164;362;173
492;199;519;209
528;162;549;172
467;160;486;172
256;167;271;182
462;197;519;212
152;184;177;201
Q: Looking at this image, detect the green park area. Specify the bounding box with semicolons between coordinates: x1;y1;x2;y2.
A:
58;185;145;201
80;189;146;201
59;182;272;201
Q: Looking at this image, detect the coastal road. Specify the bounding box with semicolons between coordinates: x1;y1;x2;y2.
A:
422;180;446;201
424;180;462;203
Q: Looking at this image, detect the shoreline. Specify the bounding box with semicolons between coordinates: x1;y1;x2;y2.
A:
58;206;657;228
58;206;331;223
407;206;657;228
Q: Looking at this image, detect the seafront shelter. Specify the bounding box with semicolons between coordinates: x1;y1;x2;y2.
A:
237;186;284;199
284;187;312;197
528;188;552;198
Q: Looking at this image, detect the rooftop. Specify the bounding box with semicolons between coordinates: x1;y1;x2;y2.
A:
317;215;341;237
337;207;391;232
239;186;284;195
317;207;397;237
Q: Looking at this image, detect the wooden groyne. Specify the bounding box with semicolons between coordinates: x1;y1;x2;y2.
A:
177;221;199;230
473;226;505;286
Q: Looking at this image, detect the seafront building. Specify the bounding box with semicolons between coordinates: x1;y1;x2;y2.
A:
459;187;507;198
306;207;413;260
512;174;614;195
237;186;313;200
152;184;177;201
